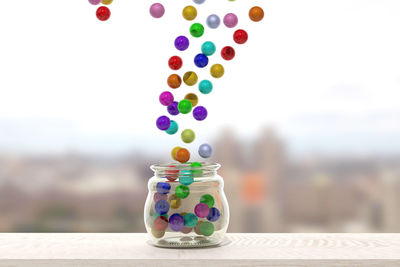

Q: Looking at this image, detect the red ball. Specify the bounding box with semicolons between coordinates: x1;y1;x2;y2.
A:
168;56;183;70
221;46;235;61
233;29;248;44
96;6;111;21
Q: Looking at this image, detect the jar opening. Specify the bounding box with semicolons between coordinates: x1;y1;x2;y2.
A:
151;162;220;178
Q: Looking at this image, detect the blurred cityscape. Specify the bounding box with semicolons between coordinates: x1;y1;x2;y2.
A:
1;127;400;233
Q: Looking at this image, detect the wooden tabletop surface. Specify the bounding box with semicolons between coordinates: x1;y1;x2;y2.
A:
1;233;399;266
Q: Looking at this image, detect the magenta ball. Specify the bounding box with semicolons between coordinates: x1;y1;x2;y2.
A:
150;3;165;18
194;203;210;218
88;0;101;5
159;91;174;106
223;13;238;28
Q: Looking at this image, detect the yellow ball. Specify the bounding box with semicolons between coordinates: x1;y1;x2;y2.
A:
210;64;225;78
183;71;198;86
182;6;197;21
184;93;199;107
169;194;182;209
101;0;113;5
171;146;181;161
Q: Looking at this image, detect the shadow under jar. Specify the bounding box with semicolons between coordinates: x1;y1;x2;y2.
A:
144;163;229;248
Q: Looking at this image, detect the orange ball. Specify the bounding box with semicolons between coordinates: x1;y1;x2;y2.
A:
176;148;190;163
249;6;264;22
167;74;182;89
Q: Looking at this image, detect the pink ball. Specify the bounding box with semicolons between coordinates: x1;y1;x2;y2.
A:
223;13;238;28
159;91;174;106
194;203;210;218
88;0;101;5
150;3;165;18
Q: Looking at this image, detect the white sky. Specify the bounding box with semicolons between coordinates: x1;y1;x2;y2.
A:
0;0;400;156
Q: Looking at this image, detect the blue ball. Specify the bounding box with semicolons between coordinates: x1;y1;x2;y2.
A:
156;182;171;194
194;54;209;68
155;200;170;215
166;120;179;135
193;0;205;4
199;143;213;158
207;207;220;222
201;41;216;56
199;80;213;94
206;14;220;29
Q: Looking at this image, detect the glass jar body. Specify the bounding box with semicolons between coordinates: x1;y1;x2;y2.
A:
144;164;229;248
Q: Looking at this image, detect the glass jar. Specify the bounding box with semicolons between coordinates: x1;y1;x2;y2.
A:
144;163;229;248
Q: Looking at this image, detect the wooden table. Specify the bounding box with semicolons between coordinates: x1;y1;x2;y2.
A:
0;233;399;266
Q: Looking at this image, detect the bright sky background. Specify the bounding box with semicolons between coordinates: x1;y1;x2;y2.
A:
0;0;400;156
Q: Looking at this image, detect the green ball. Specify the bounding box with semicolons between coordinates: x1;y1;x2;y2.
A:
166;120;178;135
178;99;192;114
181;129;196;143
190;23;205;38
175;185;190;199
190;162;203;176
200;194;214;208
199;221;214;236
184;213;198;228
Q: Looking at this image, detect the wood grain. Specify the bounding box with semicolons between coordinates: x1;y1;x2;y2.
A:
0;233;399;266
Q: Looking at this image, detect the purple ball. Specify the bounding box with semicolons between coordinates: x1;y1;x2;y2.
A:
169;214;184;231
149;3;165;18
156;116;171;131
194;203;210;218
207;207;221;222
159;91;174;106
167;101;180;116
175;36;190;51
88;0;101;5
193;106;208;121
223;13;238;28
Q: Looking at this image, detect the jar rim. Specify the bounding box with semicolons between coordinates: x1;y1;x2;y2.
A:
150;162;221;172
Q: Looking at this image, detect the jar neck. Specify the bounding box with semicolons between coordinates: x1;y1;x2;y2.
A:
151;163;221;178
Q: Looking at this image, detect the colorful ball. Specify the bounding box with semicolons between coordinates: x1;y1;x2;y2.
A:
183;71;198;86
153;192;168;202
166;120;179;135
88;0;101;5
168;56;183;70
210;64;224;78
206;14;221;29
233;29;248;44
194;221;203;235
181;129;196;143
223;13;238;28
182;6;197;21
169;214;185;232
155;200;170;215
200;194;215;208
221;46;236;61
193;106;208;121
190;23;205;38
156;116;171;131
207;207;221;222
199;80;213;94
184;93;199;107
193;0;206;4
168;194;182;209
167;101;180;116
96;6;111;21
181;227;192;234
179;171;194;186
176;148;190;163
184;213;199;228
199;144;213;158
249;6;264;22
165;165;179;181
156;182;171;194
178;99;192;114
171;146;181;161
194;203;210;218
194;54;209;68
167;74;182;89
151;226;165;238
201;41;216;56
175;36;190;51
149;3;165;18
190;162;203;176
199;221;214;236
159;91;174;106
175;185;190;199
101;0;113;5
153;216;168;231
